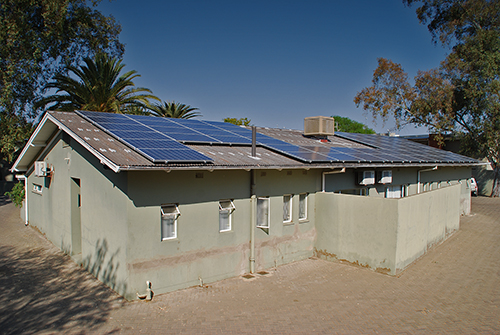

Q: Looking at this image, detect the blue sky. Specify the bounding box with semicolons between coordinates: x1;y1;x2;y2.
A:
97;0;449;135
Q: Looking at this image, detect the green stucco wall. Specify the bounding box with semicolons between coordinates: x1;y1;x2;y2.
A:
315;184;461;275
125;169;320;299
26;134;130;296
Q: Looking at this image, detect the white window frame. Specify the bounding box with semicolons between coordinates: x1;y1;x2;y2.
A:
385;185;402;199
32;183;42;194
219;199;235;232
161;204;180;240
379;170;392;184
283;194;292;223
256;197;270;228
299;193;308;221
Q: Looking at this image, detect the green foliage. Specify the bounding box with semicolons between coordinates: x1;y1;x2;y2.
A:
355;0;500;196
223;117;251;126
150;101;201;119
0;114;33;162
332;116;376;134
0;0;124;161
4;181;25;207
36;53;158;113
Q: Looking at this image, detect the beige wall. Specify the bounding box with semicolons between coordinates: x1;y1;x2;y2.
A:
315;184;461;275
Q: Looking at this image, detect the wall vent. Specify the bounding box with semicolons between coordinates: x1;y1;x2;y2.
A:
304;116;335;136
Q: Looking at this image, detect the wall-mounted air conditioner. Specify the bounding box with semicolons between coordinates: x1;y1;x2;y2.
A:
357;170;375;185
377;170;393;184
34;161;47;177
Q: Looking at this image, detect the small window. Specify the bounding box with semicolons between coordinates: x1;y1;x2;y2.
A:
32;183;42;194
283;195;292;223
385;185;402;198
161;204;180;240
358;170;375;185
219;200;235;232
299;193;308;220
257;197;270;228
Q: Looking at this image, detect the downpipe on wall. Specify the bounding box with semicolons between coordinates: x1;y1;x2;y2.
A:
417;166;438;194
15;175;28;225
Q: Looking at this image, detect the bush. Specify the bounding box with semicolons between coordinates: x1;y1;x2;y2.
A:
5;182;25;207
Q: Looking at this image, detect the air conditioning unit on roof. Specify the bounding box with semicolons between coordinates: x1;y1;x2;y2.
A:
304;116;335;136
34;161;47;177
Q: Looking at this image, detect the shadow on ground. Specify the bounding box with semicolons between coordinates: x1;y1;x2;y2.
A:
0;195;12;207
0;245;123;335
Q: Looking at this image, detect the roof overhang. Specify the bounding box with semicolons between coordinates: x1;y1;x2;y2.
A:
11;112;121;174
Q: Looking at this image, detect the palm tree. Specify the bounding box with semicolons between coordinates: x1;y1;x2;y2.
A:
37;53;159;113
149;101;202;119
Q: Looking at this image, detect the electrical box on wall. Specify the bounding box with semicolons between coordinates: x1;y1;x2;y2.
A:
357;170;375;185
34;161;47;177
377;170;393;184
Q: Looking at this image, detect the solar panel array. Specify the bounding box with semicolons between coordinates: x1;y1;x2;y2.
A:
76;111;476;164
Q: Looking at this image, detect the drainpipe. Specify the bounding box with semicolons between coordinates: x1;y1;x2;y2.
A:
250;194;256;274
15;175;28;225
322;168;346;192
417;166;438;194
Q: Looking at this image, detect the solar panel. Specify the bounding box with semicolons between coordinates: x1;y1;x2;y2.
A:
76;111;477;165
77;111;213;163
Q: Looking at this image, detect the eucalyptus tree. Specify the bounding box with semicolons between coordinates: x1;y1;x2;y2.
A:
37;53;158;113
0;0;123;161
354;0;500;196
150;101;202;119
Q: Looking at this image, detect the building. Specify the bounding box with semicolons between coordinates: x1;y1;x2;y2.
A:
11;112;479;300
401;134;493;196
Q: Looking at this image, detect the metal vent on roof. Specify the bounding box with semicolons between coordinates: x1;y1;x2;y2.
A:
304;116;335;136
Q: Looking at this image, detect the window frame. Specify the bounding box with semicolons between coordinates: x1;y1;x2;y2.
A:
256;197;270;229
283;194;292;223
161;204;180;241
32;183;42;194
299;193;308;221
219;199;235;232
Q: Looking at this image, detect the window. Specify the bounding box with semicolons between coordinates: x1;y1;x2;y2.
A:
283;195;292;223
161;204;180;240
219;200;235;232
385;185;402;198
32;183;42;194
358;170;375;185
299;193;308;221
257;197;270;228
378;170;392;184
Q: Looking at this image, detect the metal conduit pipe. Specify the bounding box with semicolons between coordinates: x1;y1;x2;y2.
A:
417;166;438;194
16;175;28;225
322;168;346;192
250;194;256;274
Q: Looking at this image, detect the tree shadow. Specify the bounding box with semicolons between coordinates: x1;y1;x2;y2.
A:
82;239;127;297
0;195;12;207
0;244;124;334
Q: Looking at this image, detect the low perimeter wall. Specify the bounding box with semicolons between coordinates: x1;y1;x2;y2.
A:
315;184;461;275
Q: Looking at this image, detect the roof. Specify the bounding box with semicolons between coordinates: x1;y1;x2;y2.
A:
11;111;481;173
